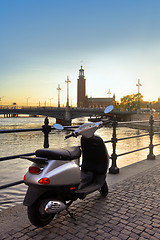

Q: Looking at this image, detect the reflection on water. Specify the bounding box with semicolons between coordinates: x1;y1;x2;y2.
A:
0;117;159;210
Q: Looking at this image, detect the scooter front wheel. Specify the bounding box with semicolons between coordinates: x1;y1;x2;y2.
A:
100;181;108;197
28;199;55;227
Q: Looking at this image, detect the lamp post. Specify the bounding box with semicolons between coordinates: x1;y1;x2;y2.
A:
25;97;30;106
48;98;53;107
0;96;4;101
65;76;71;107
107;89;111;98
0;96;4;106
136;79;142;113
57;84;61;108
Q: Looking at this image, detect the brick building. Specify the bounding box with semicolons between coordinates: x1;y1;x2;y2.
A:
77;66;115;108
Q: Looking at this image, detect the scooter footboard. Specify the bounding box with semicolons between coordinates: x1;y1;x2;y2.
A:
76;173;106;195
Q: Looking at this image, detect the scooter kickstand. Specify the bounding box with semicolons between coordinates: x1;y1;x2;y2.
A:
66;208;77;223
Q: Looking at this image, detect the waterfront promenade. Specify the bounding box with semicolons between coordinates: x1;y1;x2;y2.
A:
0;155;160;240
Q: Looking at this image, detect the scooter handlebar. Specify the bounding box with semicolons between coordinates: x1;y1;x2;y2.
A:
65;132;75;139
102;119;113;126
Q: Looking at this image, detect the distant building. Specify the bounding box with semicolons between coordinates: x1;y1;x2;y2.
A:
88;97;114;108
77;66;88;107
77;66;115;108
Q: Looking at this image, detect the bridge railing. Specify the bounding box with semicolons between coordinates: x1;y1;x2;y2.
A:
0;116;160;190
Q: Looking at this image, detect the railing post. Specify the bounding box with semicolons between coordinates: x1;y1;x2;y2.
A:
109;115;119;174
147;115;155;160
42;117;51;148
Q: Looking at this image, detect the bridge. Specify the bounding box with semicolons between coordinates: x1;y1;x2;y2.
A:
0;106;135;125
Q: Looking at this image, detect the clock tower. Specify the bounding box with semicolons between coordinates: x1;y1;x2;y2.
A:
77;66;88;107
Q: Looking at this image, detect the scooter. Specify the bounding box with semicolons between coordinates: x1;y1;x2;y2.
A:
22;105;114;227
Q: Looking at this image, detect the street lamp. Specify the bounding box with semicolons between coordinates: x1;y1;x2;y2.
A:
65;76;71;107
0;96;4;105
107;89;111;98
57;84;61;108
25;97;30;106
0;96;4;108
136;79;142;112
0;96;4;101
48;98;53;107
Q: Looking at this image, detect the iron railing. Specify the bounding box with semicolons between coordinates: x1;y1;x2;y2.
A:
105;115;160;174
0;116;160;190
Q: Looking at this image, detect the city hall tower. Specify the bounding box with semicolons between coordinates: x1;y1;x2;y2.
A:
77;66;88;107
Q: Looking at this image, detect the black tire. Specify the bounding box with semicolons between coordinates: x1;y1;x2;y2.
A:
100;181;108;197
27;198;55;227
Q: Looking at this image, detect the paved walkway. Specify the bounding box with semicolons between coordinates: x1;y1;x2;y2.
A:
0;155;160;240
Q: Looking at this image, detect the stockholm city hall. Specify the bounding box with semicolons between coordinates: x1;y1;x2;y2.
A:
77;66;115;108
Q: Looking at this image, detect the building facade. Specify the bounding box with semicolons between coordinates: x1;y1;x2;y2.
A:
77;66;115;108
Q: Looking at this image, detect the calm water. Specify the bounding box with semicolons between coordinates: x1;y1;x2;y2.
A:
0;117;159;210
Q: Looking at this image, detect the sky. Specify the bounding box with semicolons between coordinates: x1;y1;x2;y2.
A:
0;0;160;107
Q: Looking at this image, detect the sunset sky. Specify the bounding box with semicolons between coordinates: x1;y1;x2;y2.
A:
0;0;160;106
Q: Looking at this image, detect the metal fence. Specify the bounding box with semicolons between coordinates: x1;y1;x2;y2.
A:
105;115;160;174
0;116;160;190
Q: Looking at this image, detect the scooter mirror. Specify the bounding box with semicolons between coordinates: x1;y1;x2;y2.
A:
53;123;64;130
104;105;114;114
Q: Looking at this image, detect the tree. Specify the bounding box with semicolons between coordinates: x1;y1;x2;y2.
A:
120;93;144;111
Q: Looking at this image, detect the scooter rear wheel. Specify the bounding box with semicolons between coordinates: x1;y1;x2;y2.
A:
28;199;55;227
100;181;108;197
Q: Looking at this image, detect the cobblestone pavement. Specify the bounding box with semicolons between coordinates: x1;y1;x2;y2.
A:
0;159;160;240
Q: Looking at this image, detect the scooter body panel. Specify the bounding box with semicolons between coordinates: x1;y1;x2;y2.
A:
24;159;81;186
23;186;47;206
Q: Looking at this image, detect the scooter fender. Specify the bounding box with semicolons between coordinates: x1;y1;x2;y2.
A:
23;186;47;206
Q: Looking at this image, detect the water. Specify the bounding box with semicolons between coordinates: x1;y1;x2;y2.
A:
0;117;159;210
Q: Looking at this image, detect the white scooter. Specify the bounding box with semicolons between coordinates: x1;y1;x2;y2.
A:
22;105;114;227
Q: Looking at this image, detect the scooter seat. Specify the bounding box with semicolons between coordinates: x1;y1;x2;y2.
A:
35;146;81;160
